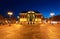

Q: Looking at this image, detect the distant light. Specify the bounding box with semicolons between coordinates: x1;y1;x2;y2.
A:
5;20;8;23
28;12;31;13
50;12;55;16
20;18;27;21
32;12;35;13
28;11;35;13
8;12;13;16
51;21;57;24
16;21;18;23
17;16;20;18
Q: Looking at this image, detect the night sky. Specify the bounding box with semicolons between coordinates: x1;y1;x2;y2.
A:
0;0;60;18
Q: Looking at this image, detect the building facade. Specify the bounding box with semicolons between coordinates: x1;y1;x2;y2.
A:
19;11;44;24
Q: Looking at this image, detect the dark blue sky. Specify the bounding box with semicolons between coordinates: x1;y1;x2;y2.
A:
0;0;60;18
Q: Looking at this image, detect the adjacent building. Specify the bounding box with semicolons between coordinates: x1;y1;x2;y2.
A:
47;15;60;24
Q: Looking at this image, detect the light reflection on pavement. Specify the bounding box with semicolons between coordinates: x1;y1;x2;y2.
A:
0;23;60;39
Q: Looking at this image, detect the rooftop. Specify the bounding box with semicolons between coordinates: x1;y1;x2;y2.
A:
21;10;41;13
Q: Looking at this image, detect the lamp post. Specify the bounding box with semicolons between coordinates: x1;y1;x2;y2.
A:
17;16;20;23
50;12;55;24
8;12;13;26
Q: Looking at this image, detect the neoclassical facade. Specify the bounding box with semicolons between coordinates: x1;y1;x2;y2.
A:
19;11;44;24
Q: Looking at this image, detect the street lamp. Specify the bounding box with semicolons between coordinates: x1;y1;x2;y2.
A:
8;12;13;17
17;16;20;23
8;12;13;26
50;12;55;24
50;12;55;17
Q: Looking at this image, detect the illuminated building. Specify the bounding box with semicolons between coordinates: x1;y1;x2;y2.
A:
19;11;44;24
49;15;60;24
